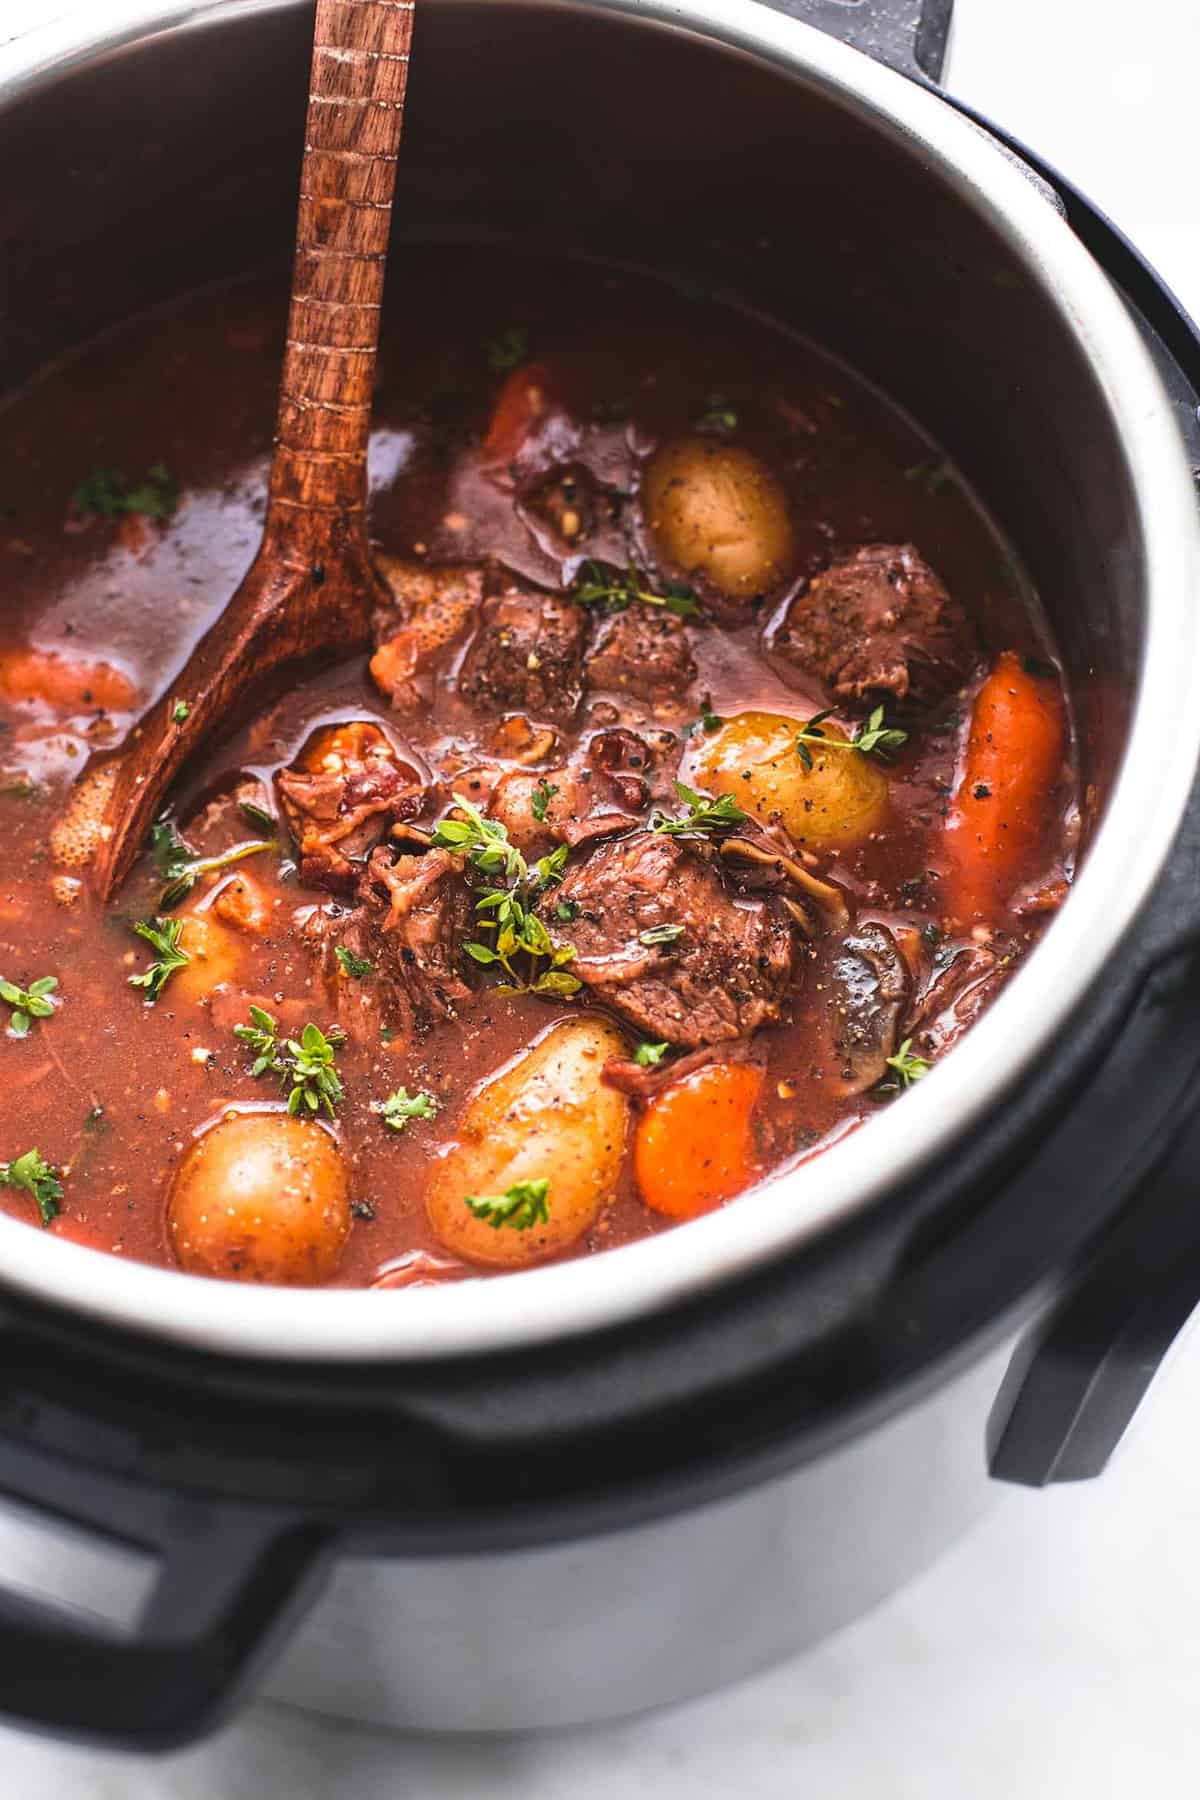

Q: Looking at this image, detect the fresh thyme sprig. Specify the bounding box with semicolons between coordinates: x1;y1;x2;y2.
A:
650;779;746;838
0;1148;62;1226
128;917;189;1003
373;1087;439;1133
571;560;702;620
148;818;275;909
877;1038;931;1095
233;1008;346;1117
794;705;908;770
465;1178;551;1232
0;975;59;1038
433;796;581;997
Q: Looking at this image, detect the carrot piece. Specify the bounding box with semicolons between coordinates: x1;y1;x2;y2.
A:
634;1061;765;1220
943;650;1066;924
482;360;574;466
0;646;136;714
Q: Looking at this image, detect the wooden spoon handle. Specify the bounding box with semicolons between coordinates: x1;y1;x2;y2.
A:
267;0;414;551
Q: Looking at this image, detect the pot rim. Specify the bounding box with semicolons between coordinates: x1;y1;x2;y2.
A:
2;0;1199;1365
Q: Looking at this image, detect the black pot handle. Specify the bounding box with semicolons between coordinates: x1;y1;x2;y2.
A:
0;1474;329;1748
767;0;954;83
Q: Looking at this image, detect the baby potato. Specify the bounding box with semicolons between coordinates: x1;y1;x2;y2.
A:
167;1110;351;1284
426;1017;630;1268
170;910;245;1005
694;709;888;850
642;435;795;602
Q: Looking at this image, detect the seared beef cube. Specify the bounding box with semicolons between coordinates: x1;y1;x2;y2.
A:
276;721;423;890
304;846;471;1047
543;831;796;1047
457;583;586;720
584;608;697;703
370;559;484;707
827;922;912;1094
776;543;975;711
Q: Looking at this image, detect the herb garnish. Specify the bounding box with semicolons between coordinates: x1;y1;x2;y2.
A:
634;1041;669;1067
238;799;276;834
486;326;529;372
794;705;908;770
903;460;951;496
373;1087;439;1133
433;795;581;997
571;560;703;621
698;399;738;432
651;779;746;838
171;699;190;724
71;462;179;523
335;946;373;980
234;1008;346;1117
128;917;189;1003
530;779;559;824
0;975;59;1037
878;1038;931;1094
639;924;684;947
465;1178;551;1232
697;696;723;734
555;899;579;922
0;1148;62;1227
148;818;275;909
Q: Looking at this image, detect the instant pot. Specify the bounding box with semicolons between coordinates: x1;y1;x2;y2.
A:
2;0;1200;1749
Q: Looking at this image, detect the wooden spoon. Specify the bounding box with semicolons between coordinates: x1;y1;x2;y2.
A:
91;0;415;899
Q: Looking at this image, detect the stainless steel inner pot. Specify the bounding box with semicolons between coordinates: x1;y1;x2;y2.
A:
1;0;1198;1367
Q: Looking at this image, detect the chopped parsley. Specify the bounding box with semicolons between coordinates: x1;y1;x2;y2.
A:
530;779;559;824
639;924;684;947
465;1178;551;1232
0;1148;62;1227
486;326;529;372
795;705;907;770
128;917;189;1003
71;462;179;522
634;1041;669;1068
335;946;372;980
234;1008;346;1117
373;1087;438;1133
571;560;703;621
878;1037;931;1095
434;795;581;998
0;975;58;1037
651;779;746;838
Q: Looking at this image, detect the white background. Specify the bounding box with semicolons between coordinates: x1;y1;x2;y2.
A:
3;0;1200;1792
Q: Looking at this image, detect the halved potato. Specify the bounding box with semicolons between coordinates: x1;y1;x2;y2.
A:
694;709;888;851
426;1016;630;1267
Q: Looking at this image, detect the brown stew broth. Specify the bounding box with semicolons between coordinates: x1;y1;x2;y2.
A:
0;248;1074;1282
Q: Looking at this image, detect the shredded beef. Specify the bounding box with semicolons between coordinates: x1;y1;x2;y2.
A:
488;727;678;855
457;583;586;720
543;830;797;1047
583;606;697;704
304;846;471;1047
275;722;423;891
776;543;975;711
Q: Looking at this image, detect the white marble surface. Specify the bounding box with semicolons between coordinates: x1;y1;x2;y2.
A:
3;0;1200;1792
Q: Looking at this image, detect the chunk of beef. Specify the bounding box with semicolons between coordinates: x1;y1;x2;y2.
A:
457;583;586;720
908;942;1007;1059
826;922;912;1095
776;544;975;711
601;1040;762;1100
370;559;484;708
488;727;678;855
584;607;697;704
543;831;797;1047
304;846;472;1047
276;721;423;890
